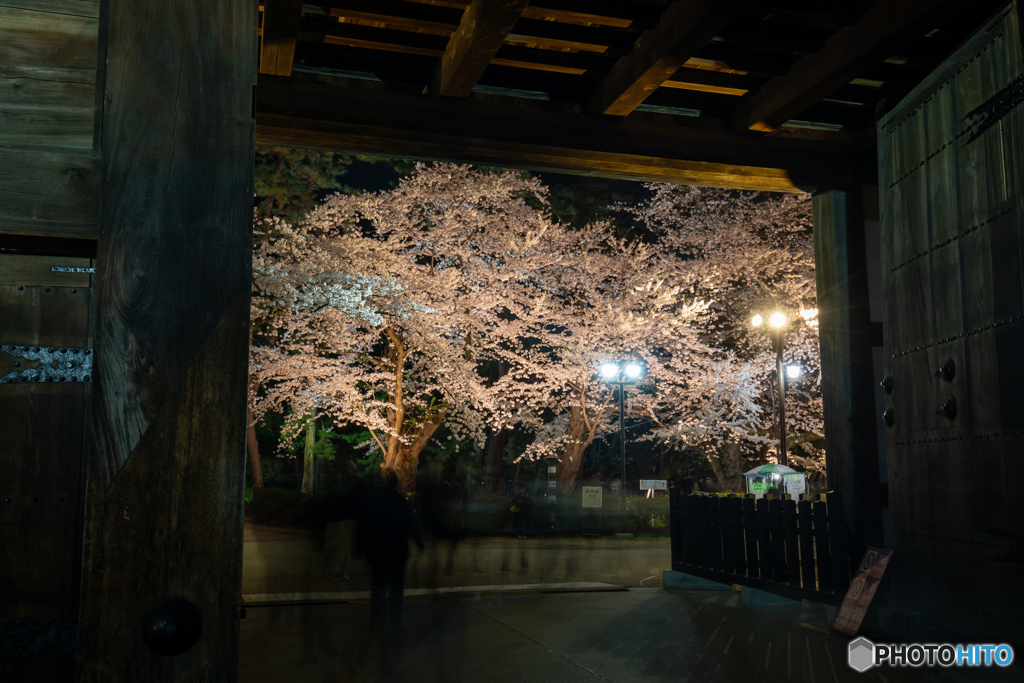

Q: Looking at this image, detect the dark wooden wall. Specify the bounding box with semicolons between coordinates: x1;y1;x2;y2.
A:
878;0;1024;643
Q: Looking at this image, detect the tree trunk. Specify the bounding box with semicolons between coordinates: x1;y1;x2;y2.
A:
557;406;593;496
484;427;507;493
301;419;315;495
383;412;446;492
247;406;264;495
707;441;745;493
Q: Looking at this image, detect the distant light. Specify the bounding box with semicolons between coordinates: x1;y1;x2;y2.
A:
624;363;643;379
770;312;786;328
600;363;620;379
786;364;802;379
751;314;762;327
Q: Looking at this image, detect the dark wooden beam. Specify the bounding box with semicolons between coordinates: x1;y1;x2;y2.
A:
261;0;304;76
435;0;530;97
736;0;1001;131
78;0;255;675
256;74;873;191
598;0;754;116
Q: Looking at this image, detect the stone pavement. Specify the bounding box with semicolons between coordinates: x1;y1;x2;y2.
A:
238;587;1024;683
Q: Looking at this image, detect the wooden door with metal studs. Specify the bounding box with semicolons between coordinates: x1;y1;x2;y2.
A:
0;254;95;681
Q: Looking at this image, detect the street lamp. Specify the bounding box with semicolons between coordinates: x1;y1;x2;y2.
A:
751;311;793;466
599;360;644;534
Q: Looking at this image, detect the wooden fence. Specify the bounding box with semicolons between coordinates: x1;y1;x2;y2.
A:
670;491;851;604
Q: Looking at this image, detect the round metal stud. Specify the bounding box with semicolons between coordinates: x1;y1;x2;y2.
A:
941;396;958;420
142;599;202;656
938;358;955;381
883;407;895;428
881;375;894;394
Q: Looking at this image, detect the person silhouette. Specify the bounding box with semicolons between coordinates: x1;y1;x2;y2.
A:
355;467;424;646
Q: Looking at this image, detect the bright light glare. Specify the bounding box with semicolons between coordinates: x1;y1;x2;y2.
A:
786;364;802;379
624;363;643;379
751;314;762;327
600;363;620;379
770;312;786;328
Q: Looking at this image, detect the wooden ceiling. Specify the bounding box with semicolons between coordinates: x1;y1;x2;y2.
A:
254;0;1008;191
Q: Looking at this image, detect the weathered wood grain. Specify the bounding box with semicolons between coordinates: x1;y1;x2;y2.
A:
91;0;256;489
598;0;751;116
0;0;99;19
79;300;249;683
0;254;91;287
0;4;99;151
260;0;303;76
0;277;91;683
878;0;1024;646
0;149;99;239
435;0;530;97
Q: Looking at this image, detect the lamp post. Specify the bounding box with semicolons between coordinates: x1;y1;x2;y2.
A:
600;361;644;534
750;313;802;467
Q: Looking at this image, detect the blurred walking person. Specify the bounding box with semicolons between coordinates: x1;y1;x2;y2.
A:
356;467;424;648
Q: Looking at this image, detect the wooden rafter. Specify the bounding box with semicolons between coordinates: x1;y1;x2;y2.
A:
436;0;531;97
256;74;872;191
261;0;305;76
736;0;1001;131
597;0;754;116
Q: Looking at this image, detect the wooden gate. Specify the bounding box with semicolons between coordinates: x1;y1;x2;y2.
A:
878;0;1024;638
0;256;94;681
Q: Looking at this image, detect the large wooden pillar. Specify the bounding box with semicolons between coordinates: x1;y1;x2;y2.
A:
75;0;257;679
813;187;885;559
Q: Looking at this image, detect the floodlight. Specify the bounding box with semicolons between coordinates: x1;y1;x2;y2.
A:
751;314;762;327
786;364;802;379
770;312;786;328
600;363;619;379
624;363;643;379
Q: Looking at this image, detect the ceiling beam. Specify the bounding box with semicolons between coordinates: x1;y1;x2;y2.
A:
736;0;1000;131
260;0;305;76
598;0;754;116
256;74;872;191
435;0;531;97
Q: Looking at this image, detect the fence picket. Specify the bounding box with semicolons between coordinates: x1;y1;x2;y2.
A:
709;497;724;571
721;497;735;573
783;498;800;586
743;496;759;577
813;498;833;593
756;498;773;580
798;498;815;589
769;498;787;582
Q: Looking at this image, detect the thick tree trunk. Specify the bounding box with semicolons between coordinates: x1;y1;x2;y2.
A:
301;419;315;494
707;441;745;493
383;412;446;492
557;406;593;496
484;427;507;493
247;406;264;494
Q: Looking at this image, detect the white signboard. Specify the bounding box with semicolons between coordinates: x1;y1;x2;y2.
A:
784;473;806;496
582;486;603;508
640;479;668;491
